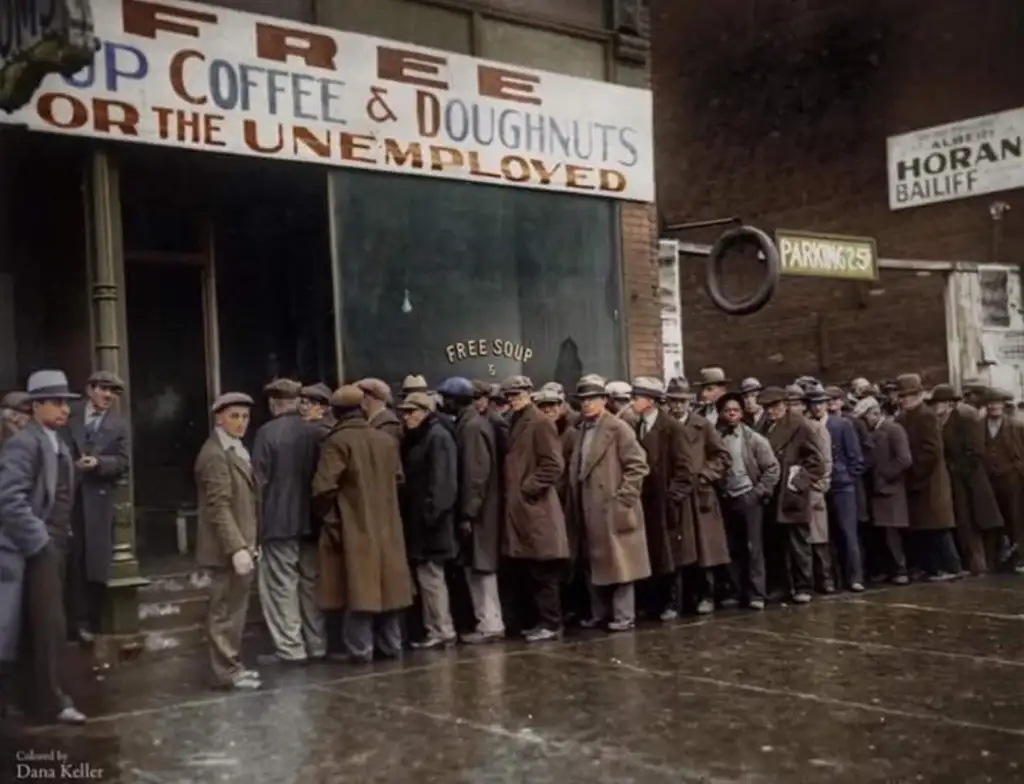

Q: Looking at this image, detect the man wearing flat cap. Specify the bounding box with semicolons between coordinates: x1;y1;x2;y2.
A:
299;383;333;427
630;377;690;621
740;378;768;433
251;379;326;665
472;379;509;462
64;369;130;644
567;374;651;631
358;378;401;442
0;390;30;446
501;375;570;641
980;386;1024;574
894;374;961;580
313;386;412;662
195;392;262;690
0;370;87;724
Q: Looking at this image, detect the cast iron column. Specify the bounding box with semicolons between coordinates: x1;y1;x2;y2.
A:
90;150;148;644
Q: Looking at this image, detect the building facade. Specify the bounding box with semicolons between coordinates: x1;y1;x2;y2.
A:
0;0;659;635
652;0;1024;391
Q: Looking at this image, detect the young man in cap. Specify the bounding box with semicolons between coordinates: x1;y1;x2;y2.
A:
252;379;326;665
359;378;402;441
63;369;130;644
440;377;504;644
0;370;86;724
895;374;961;580
739;378;768;433
0;390;30;446
980;386;1024;574
568;374;651;630
313;386;412;663
397;390;459;648
501;375;569;641
299;383;333;427
195;392;262;690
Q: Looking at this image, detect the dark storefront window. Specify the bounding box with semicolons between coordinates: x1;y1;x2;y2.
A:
331;171;623;391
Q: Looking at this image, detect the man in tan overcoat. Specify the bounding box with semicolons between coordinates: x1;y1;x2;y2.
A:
930;384;1004;574
195;392;261;691
501;375;568;642
311;385;412;663
854;397;912;583
568;375;651;631
981;386;1024;574
802;384;835;593
358;378;402;441
630;377;690;621
895;374;961;580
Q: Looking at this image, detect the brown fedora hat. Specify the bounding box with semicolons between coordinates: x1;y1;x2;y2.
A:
895;373;924;396
928;384;960;404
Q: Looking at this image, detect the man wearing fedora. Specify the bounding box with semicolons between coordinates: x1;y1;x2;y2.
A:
664;377;693;421
63;369;130;644
568;375;650;631
894;374;961;580
930;384;1004;574
630;376;689;620
605;380;638;427
252;379;327;666
801;384;835;593
980;386;1024;574
0;369;86;724
694;367;730;426
195;392;262;690
0;390;30;446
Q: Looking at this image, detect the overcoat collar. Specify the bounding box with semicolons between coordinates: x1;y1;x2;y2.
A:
766;411;801;454
208;433;256;489
578;410;615;481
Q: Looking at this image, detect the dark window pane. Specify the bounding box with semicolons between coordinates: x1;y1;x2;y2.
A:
332;171;623;392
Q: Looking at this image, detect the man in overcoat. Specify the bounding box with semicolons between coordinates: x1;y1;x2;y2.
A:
799;385;834;593
439;377;504;644
930;384;1004;574
501;375;569;642
822;385;865;591
855;397;912;583
251;378;326;665
196;392;262;691
981;386;1024;574
312;386;412;663
299;383;333;426
895;374;961;580
759;386;826;603
60;371;129;643
631;377;689;621
0;370;86;724
568;375;651;631
716;392;780;610
664;377;694;421
359;378;402;441
398;391;459;649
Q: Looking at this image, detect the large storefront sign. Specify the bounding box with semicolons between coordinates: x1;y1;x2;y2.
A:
0;0;655;202
887;107;1024;210
0;0;99;112
776;230;878;281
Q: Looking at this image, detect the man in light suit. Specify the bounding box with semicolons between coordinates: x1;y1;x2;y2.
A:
195;392;261;691
0;370;86;725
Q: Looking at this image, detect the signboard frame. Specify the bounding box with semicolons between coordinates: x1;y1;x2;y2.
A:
775;229;879;282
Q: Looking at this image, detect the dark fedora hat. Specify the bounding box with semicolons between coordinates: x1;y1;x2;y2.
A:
928;384;960;404
759;386;787;406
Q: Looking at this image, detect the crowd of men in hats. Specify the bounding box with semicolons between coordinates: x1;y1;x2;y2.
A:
1;361;1022;720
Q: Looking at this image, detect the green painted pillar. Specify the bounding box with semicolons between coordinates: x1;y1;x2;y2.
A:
89;150;149;645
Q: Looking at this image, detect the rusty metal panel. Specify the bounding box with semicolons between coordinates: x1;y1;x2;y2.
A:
316;0;472;53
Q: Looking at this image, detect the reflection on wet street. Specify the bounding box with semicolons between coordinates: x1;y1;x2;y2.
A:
2;577;1023;783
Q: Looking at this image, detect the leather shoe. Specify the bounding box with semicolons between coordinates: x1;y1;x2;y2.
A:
56;706;87;725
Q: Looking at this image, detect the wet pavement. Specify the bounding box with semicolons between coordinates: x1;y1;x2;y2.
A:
2;577;1023;783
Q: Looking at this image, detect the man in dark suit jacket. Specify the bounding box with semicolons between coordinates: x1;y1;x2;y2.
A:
0;370;86;725
63;370;130;643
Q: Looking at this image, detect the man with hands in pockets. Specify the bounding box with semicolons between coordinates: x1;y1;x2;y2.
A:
195;392;262;691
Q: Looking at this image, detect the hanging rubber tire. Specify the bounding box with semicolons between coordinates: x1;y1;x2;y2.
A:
704;225;781;316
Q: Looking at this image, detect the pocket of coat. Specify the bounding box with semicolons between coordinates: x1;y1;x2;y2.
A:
696;487;715;514
614;501;638;534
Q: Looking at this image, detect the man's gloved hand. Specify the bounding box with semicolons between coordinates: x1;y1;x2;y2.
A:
231;548;254;576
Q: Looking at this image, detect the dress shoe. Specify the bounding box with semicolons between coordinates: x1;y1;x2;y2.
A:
524;627;563;642
411;634;456;650
792;592;812;604
55;706;87;725
659;608;679;622
850;582;865;593
220;675;261;691
461;630;504;645
606;619;635;632
696;599;715;615
747;599;765;611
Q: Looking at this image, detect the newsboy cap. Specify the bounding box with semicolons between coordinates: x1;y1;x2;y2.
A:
824;385;845;401
87;369;125;391
759;386;787;406
331;385;364;409
532;387;563;406
1;391;30;413
211;391;254;415
631;376;665;400
540;381;565;396
264;378;302;399
852;396;881;419
300;383;332;405
471;379;492;399
500;375;534;393
397;391;436;412
437;377;474;398
357;378;393;404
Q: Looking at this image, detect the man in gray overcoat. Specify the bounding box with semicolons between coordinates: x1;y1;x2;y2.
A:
64;369;130;643
252;379;326;665
0;370;86;724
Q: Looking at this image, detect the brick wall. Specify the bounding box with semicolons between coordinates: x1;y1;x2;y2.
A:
622;202;662;376
653;0;1024;386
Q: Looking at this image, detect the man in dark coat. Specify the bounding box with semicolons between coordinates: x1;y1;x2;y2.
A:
359;378;402;441
822;386;865;591
759;386;826;604
398;391;458;648
930;384;1004;574
62;370;130;643
473;380;509;464
855;397;912;583
439;377;504;644
251;378;326;665
895;374;961;580
631;377;689;621
981;386;1024;574
501;375;568;642
299;383;334;428
0;370;86;724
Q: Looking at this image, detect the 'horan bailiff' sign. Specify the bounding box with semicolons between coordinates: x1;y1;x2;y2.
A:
776;230;878;281
0;0;654;201
887;107;1024;210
